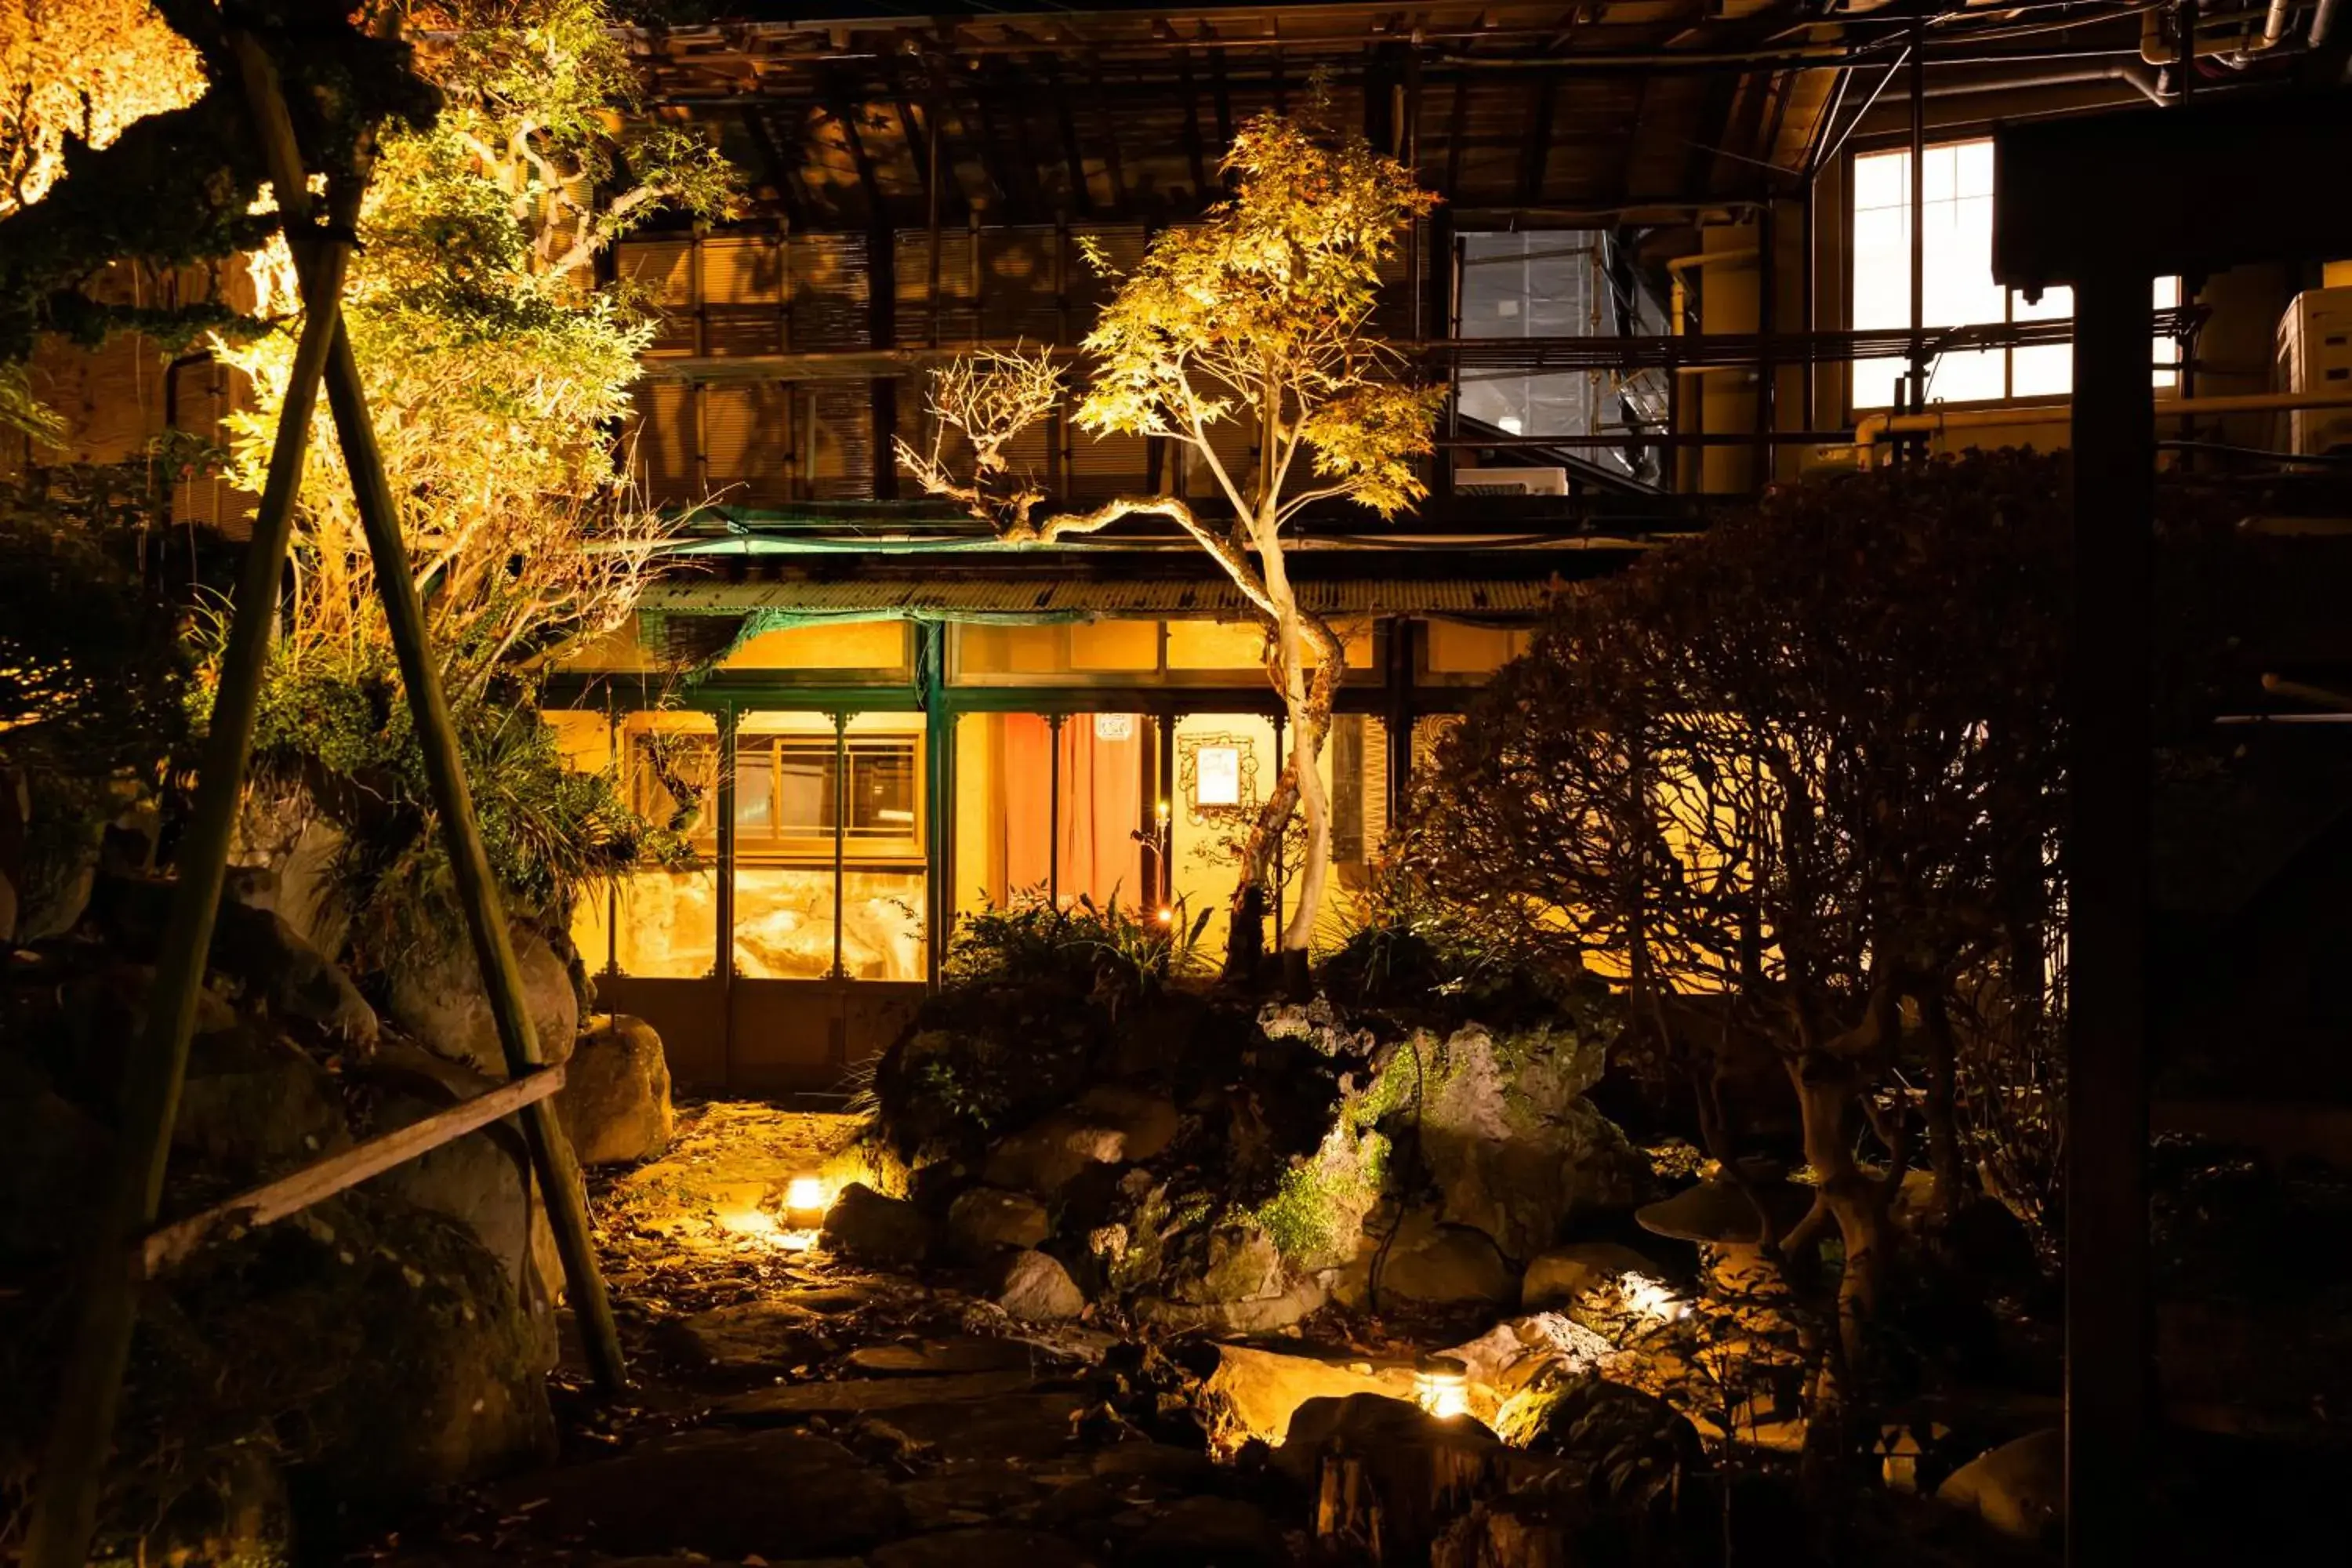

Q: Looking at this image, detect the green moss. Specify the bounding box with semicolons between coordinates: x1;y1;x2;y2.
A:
1252;1127;1390;1269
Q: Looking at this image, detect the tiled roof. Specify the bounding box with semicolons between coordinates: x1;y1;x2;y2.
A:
637;575;1554;619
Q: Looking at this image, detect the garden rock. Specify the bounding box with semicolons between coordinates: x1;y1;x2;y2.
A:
1936;1428;2063;1545
365;1075;562;1367
983;1109;1131;1197
182;1192;557;1520
387;922;579;1077
823;1181;935;1266
949;1185;1054;1258
1131;1495;1283;1566
1345;1210;1515;1307
1197;1344;1414;1457
494;1428;903;1559
1521;1241;1686;1334
664;1300;829;1370
869;1526;1091;1568
556;1013;673;1165
0;1054;107;1258
209;900;379;1047
1073;1081;1180;1160
1134;1221;1328;1333
993;1247;1087;1320
1415;1024;1644;1260
172;1023;351;1177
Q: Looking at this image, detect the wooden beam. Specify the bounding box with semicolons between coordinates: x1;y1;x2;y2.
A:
829;92;890;230
1443;71;1469;201
143;1067;568;1279
737;105;808;227
1044;56;1095;217
955;56;1030;217
1177;46;1211;199
1210;45;1234;148
1088;54;1132;218
1517;70;1559;205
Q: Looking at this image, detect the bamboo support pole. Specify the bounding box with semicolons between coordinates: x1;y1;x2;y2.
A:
19;80;358;1568
227;39;628;1399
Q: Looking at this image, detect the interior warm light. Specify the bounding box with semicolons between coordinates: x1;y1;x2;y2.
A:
1415;1354;1470;1420
1156;906;1174;924
785;1176;827;1221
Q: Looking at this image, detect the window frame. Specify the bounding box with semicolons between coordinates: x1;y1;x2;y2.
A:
1842;136;2183;419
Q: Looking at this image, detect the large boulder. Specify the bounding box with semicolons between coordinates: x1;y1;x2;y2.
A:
1197;1343;1416;1457
387;923;579;1077
1521;1241;1687;1335
1936;1428;2063;1545
948;1185;1054;1259
556;1013;673;1166
1134;1219;1328;1334
1411;1024;1644;1261
991;1247;1086;1320
361;1048;564;1367
209;899;379;1048
172;1022;352;1177
822;1181;935;1266
982;1108;1131;1197
1073;1081;1180;1160
171;1192;558;1530
1338;1209;1515;1308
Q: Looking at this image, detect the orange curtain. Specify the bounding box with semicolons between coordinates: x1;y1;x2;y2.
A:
1000;714;1052;900
1058;715;1143;910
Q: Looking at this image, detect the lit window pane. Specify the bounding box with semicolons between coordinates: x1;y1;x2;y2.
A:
1853;140;2184;409
1930;348;2005;405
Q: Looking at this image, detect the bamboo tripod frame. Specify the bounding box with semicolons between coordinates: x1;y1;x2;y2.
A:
24;34;626;1568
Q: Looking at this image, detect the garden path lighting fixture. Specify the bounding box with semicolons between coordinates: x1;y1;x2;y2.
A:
1414;1353;1471;1420
785;1175;829;1225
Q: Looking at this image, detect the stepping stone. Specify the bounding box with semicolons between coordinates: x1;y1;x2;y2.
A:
718;1369;1041;1422
869;1526;1094;1568
895;1461;1047;1530
665;1300;828;1369
880;1392;1092;1465
491;1429;902;1560
848;1336;1039;1377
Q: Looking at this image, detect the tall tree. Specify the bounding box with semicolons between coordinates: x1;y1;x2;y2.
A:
895;108;1442;980
214;0;735;695
1417;452;2070;1369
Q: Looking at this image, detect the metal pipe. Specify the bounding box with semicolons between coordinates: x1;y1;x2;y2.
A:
1853;386;2352;463
1666;249;1759;339
1908;9;1929;426
831;710;848;978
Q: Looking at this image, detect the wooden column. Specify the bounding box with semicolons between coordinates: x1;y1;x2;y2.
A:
2063;262;2154;1566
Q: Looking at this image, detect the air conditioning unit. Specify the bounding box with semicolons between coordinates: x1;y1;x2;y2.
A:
2278;285;2352;456
1454;466;1569;496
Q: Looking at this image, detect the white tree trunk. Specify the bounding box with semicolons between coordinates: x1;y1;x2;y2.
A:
1260;537;1336;956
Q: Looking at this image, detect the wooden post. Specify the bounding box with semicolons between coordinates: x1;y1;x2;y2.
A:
236;40;628;1397
2063;260;2154;1566
19;151;355;1568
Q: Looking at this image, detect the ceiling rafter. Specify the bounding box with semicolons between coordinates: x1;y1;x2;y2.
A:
1176;45;1211;197
1040;55;1097;218
1088;54;1134;219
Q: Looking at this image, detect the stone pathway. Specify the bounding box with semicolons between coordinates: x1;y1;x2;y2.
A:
379;1104;1294;1567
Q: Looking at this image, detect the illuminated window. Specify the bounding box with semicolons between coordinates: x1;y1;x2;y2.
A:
1851;140;2180;410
